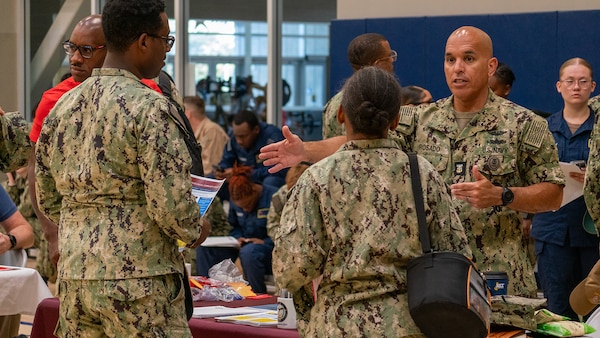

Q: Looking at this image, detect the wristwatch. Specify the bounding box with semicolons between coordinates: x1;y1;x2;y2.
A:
501;187;514;206
8;234;16;249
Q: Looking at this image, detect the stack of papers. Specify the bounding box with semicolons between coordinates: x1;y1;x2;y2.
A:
200;236;239;248
192;306;264;319
215;310;278;327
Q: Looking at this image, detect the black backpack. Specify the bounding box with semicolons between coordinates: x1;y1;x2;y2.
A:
156;71;205;177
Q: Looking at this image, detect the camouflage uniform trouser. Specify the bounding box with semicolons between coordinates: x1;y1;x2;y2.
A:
55;274;191;338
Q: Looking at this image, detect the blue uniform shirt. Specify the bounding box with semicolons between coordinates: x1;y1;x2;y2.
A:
0;185;17;222
531;108;597;247
228;184;279;240
219;122;287;184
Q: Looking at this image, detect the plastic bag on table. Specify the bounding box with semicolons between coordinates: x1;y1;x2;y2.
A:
193;285;243;302
208;259;247;283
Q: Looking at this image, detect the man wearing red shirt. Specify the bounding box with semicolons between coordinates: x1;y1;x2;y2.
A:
28;14;161;266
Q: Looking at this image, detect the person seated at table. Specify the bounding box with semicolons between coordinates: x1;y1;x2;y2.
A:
272;66;471;337
197;165;278;294
214;110;287;200
0;183;35;338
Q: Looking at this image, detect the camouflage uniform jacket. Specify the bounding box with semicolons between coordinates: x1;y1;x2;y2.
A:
321;91;345;139
585;95;600;224
0;111;32;172
35;68;202;280
397;91;565;297
274;138;471;338
266;184;287;238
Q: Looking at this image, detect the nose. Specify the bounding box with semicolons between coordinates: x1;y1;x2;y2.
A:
69;49;84;64
453;59;466;72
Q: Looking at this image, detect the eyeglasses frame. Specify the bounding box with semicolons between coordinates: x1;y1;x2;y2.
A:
62;40;106;59
146;33;176;50
559;78;594;89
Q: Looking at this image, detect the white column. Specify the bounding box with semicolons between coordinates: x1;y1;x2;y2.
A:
267;0;282;127
174;0;189;95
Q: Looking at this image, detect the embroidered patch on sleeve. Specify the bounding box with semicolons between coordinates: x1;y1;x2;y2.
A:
399;106;415;126
257;208;269;218
523;120;545;149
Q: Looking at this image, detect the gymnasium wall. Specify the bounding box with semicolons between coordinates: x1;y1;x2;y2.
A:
329;10;600;114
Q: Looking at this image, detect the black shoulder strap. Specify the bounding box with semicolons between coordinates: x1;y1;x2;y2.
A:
408;152;431;254
157;71;205;177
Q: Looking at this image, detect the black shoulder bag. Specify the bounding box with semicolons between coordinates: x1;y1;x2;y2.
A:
405;152;491;338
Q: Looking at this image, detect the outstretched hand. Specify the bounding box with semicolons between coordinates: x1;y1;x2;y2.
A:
450;165;500;209
259;125;305;173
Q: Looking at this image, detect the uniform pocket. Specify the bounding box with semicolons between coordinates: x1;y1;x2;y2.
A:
101;278;153;302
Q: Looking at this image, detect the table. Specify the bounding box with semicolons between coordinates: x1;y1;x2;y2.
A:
0;265;53;316
31;296;299;338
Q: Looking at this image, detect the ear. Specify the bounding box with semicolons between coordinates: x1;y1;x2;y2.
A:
336;105;345;124
488;57;498;78
556;81;562;93
137;33;151;53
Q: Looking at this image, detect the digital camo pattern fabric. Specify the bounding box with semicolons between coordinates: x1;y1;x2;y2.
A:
0;111;32;172
35;68;202;281
397;91;565;297
274;138;471;337
56;275;190;337
321;91;345;139
266;184;287;238
585;95;600;225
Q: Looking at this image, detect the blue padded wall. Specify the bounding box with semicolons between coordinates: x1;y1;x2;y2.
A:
329;10;600;115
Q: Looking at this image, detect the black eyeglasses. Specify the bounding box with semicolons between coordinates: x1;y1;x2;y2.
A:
62;40;106;59
146;33;175;50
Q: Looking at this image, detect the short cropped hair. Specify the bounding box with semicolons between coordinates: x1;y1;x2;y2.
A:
494;62;516;87
102;0;166;53
232;110;260;129
347;33;388;71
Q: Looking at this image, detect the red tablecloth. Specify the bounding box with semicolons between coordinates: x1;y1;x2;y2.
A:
30;296;299;338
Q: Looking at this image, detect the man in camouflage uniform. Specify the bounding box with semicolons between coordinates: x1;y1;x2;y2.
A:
262;26;564;299
322;33;396;139
585;95;600;225
34;0;209;336
274;67;471;337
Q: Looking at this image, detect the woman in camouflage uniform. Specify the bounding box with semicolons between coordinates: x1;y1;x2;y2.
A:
273;67;471;337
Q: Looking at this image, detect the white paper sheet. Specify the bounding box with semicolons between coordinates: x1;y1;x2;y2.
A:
200;236;240;248
559;161;584;208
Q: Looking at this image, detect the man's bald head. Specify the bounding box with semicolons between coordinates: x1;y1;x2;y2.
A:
443;26;497;112
67;14;106;82
447;26;494;59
